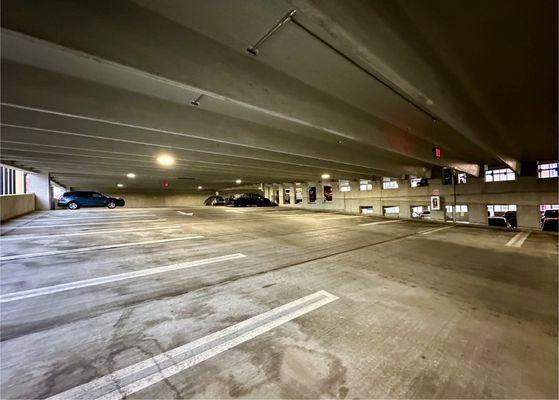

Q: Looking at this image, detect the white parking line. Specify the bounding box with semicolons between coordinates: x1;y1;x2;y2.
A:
0;236;203;262
359;220;402;227
0;253;245;303
505;231;530;247
177;211;194;216
17;214;155;221
0;219;168;230
0;225;184;241
47;290;338;400
321;215;363;221
418;225;454;235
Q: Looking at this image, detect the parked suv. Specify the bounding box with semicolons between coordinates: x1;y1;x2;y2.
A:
57;191;125;210
231;193;276;207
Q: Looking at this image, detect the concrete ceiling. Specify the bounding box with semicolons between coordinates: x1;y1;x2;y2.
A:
1;0;556;192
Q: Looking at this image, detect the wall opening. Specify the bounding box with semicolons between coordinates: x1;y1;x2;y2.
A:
360;206;374;214
487;204;516;228
323;185;332;202
411;205;430;219
383;206;399;218
308;186;316;203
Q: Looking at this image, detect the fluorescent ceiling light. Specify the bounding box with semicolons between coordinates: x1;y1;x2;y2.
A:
235;179;242;184
321;174;330;179
197;186;203;190
117;183;124;188
156;154;175;166
126;173;136;178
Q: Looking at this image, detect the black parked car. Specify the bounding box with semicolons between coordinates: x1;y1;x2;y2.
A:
57;191;125;210
541;210;559;232
204;195;227;206
488;216;512;228
231;193;276;207
504;211;517;228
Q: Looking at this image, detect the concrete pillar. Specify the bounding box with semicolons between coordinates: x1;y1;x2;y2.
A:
278;186;284;206
517;205;542;229
29;171;53;210
468;203;487;225
399;202;411;219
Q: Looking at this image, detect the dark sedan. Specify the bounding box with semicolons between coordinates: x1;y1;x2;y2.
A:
542;209;559;232
231;193;276;207
57;191;125;209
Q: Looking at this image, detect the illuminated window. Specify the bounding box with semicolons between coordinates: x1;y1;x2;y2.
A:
487;204;516;216
382;178;398;189
446;205;468;213
540;204;559;212
383;206;399;216
485;168;515;182
538;162;558;179
457;173;467;184
339;180;351;192
410;178;421;188
360;206;374;214
359;179;372;191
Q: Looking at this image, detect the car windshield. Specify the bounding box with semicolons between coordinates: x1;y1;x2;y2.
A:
544;210;559;218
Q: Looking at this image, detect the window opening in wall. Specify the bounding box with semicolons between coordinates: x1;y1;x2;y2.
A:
383;206;399;218
274;189;279;204
537;162;558;179
0;166;27;195
457;173;467;184
411;205;430;219
540;205;559;231
359;179;372;191
360;206;374;214
382;178;398;189
284;188;291;204
487;204;516;228
339;180;351;192
445;205;469;222
410;177;428;187
308;186;316;203
295;186;303;204
323;185;333;202
485;168;515;182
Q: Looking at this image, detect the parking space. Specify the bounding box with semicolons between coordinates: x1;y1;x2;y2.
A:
1;207;557;399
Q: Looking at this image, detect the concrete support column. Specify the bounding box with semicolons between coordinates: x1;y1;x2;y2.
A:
29;171;53;210
278;186;284;206
468;203;487;225
399;202;411;219
517;205;542;229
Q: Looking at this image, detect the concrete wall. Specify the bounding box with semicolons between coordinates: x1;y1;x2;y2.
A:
1;194;35;221
266;177;558;229
107;192;208;208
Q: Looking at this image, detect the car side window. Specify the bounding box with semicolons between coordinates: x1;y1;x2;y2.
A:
92;193;104;198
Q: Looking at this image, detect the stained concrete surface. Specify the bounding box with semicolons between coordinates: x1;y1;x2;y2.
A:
0;207;557;399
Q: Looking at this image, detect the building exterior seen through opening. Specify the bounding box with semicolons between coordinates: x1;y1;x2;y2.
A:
0;1;557;399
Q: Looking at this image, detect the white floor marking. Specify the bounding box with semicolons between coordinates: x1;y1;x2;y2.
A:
419;225;454;235
0;219;168;230
47;290;338;400
321;215;363;221
0;236;203;262
177;211;194;216
17;214;155;221
0;253;245;303
359;220;402;226
505;231;530;247
0;225;184;241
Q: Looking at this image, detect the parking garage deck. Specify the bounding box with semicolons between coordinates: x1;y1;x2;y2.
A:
1;207;557;399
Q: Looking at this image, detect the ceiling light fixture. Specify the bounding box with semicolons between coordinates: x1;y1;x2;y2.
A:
156;154;175;167
321;174;330;179
117;183;124;188
126;173;136;178
197;186;203;190
235;179;242;184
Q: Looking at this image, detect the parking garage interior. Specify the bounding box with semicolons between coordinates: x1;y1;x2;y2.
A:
0;1;558;399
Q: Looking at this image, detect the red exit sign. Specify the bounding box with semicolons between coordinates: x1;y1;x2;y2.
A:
432;146;441;159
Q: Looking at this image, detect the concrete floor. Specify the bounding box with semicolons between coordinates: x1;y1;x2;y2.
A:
0;207;557;399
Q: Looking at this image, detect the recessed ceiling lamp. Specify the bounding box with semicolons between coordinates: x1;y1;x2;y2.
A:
321;174;330;179
235;179;242;184
126;173;136;178
197;186;203;190
117;183;124;188
156;154;175;166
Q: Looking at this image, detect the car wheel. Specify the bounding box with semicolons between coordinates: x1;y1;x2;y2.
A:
67;202;79;210
107;201;117;209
